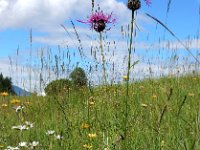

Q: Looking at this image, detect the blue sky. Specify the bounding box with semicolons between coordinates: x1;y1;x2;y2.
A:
1;0;199;57
0;0;199;93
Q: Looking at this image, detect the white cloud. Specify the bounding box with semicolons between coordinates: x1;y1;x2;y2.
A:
0;0;132;31
0;0;78;30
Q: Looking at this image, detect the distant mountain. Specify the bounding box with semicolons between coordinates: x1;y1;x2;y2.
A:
12;85;31;96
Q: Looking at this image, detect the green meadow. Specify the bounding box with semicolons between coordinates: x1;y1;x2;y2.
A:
1;75;200;149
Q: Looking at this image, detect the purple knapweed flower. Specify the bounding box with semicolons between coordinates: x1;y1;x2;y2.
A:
77;11;116;32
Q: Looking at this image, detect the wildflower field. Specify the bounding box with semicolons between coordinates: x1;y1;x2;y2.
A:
1;0;200;149
1;76;200;149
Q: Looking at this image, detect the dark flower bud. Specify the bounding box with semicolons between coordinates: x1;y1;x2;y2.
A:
127;0;141;11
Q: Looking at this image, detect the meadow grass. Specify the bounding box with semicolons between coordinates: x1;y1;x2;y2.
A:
0;75;200;149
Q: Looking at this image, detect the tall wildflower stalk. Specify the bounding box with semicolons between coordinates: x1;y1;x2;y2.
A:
77;10;115;84
124;9;134;138
123;0;151;140
99;32;107;84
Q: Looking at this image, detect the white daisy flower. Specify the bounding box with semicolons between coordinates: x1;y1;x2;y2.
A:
46;130;55;135
19;141;28;147
15;106;24;112
29;141;39;149
5;146;19;150
12;125;29;131
55;134;64;140
25;121;34;128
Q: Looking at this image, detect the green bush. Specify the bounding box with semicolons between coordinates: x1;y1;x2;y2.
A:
69;67;87;87
44;79;72;96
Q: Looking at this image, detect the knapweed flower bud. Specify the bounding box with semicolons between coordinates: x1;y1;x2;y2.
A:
127;0;152;11
127;0;141;11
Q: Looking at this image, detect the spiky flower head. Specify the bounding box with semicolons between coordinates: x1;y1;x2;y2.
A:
78;11;116;32
127;0;141;11
127;0;151;11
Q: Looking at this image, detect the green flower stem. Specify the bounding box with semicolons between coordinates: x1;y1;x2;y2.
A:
124;9;135;138
100;32;107;84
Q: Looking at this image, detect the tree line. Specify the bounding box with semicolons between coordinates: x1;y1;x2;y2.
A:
0;73;15;94
0;67;87;96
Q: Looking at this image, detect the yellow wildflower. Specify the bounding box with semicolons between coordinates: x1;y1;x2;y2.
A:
152;94;157;100
0;92;8;96
139;86;145;89
25;101;32;105
83;144;92;149
10;99;21;105
89;96;94;101
89;101;95;106
88;133;97;138
188;93;195;97
81;123;90;129
88;97;95;106
0;144;4;148
141;103;148;108
161;140;165;147
123;76;128;81
1;103;8;108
